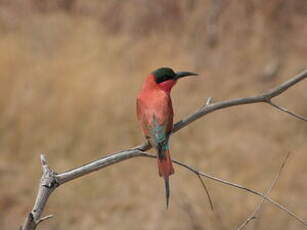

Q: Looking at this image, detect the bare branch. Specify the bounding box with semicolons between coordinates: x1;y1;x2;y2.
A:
263;70;307;98
20;70;307;230
21;154;58;230
21;150;307;230
56;149;143;184
60;150;306;226
173;69;307;133
236;152;291;230
267;101;307;122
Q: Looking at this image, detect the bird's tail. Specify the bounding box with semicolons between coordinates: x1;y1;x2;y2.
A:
157;149;174;208
158;149;174;177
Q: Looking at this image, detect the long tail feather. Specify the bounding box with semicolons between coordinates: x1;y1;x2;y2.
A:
157;149;174;208
164;176;170;208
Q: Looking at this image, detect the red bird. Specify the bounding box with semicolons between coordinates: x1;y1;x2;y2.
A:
137;67;197;207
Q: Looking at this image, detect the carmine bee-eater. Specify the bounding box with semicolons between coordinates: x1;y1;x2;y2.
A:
137;67;198;207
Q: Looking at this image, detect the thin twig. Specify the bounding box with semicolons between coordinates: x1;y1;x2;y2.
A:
206;96;213;106
197;173;214;210
167;153;306;227
37;215;53;225
268;101;307;122
236;152;291;230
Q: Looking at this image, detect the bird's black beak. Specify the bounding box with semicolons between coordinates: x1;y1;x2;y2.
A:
175;71;198;80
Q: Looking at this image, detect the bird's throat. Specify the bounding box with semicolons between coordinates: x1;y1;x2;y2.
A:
158;80;177;93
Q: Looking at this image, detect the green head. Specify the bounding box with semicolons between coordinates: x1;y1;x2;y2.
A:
152;67;198;84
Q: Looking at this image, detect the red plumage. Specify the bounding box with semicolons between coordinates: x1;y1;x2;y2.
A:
137;74;175;179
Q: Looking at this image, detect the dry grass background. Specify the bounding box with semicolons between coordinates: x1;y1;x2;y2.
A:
0;1;306;229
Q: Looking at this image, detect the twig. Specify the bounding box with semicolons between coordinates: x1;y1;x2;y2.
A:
268;101;307;122
206;96;213;106
166;153;306;227
20;70;307;230
36;215;53;225
196;173;214;210
236;152;291;230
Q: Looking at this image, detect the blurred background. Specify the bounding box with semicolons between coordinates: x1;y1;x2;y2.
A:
0;0;306;229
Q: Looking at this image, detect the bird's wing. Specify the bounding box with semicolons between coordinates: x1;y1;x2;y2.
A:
137;94;173;147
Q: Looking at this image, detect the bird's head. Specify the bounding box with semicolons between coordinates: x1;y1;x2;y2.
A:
152;67;198;92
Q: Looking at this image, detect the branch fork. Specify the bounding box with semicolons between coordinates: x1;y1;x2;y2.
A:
21;154;57;230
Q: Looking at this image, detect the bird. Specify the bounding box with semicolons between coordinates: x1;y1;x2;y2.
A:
136;67;198;207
